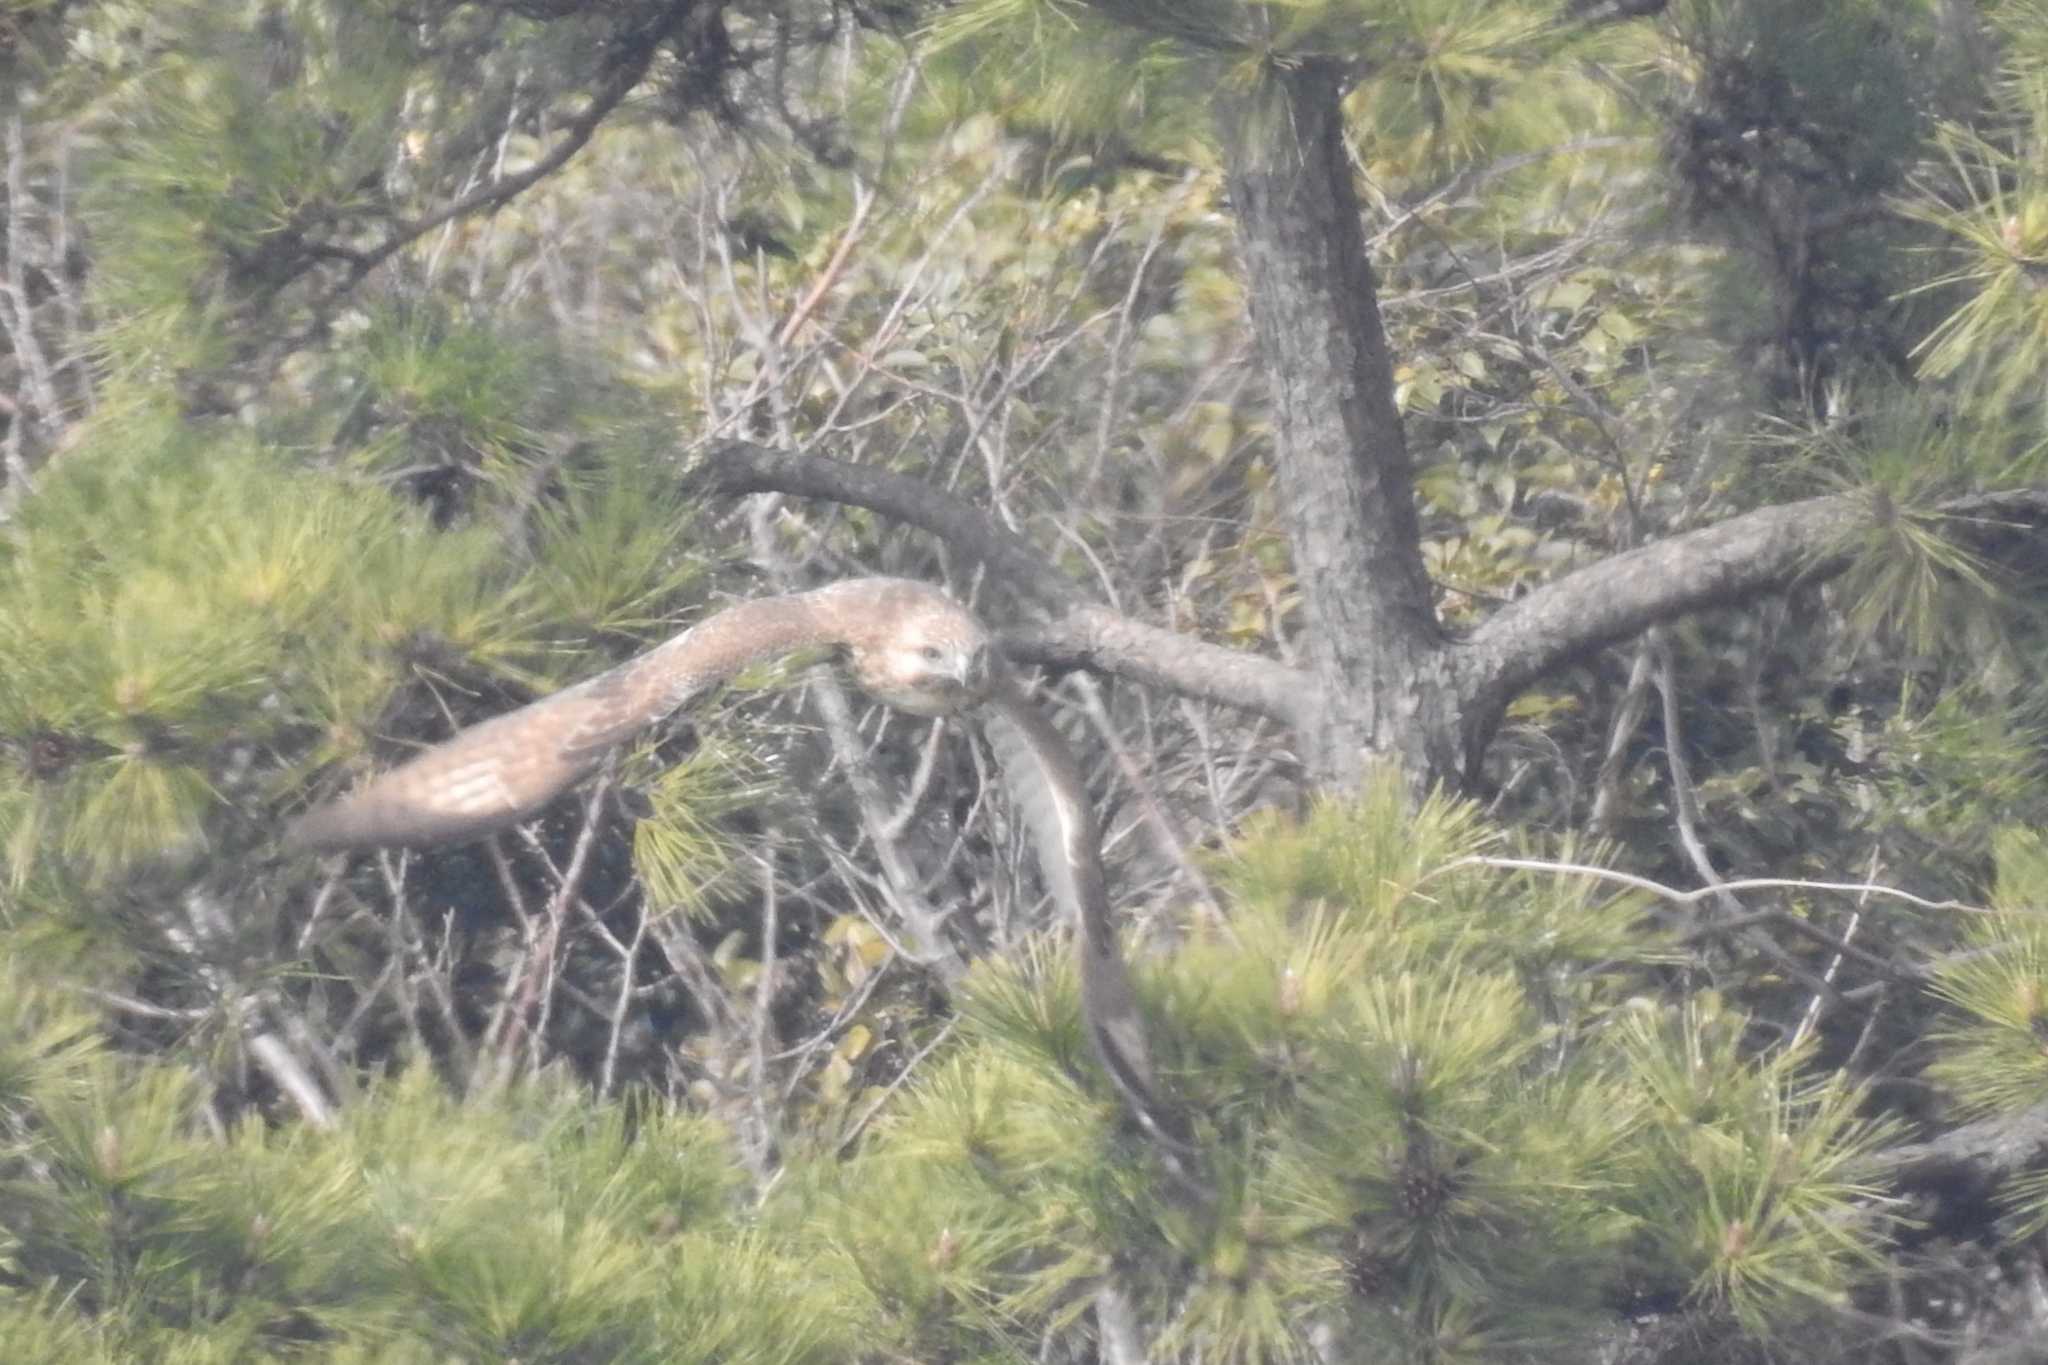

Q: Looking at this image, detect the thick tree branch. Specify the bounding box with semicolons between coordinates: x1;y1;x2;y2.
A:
1465;494;1864;702
685;440;1309;726
691;439;1086;610
1464;487;2048;711
1889;1098;2048;1186
1466;493;1867;703
999;610;1308;728
1456;486;2048;764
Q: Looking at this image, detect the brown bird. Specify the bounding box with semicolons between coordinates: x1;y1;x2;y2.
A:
287;577;1194;1177
286;578;987;851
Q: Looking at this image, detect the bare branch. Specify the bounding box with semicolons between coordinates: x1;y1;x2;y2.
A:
1002;609;1308;729
1464;494;1863;703
689;439;1086;608
1450;855;1993;916
686;440;1310;726
1461;486;2048;712
343;20;682;288
679;444;1302;732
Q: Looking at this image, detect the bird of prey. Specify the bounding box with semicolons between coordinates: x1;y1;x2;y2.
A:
287;577;1192;1171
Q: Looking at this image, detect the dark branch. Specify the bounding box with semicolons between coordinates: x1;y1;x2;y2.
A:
344;9;688;286
1463;492;1864;711
686;440;1309;726
690;439;1086;610
1460;485;2048;725
1889;1098;2048;1185
1001;611;1307;728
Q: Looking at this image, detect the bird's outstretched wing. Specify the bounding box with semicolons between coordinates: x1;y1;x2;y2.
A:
980;675;1202;1190
286;593;837;851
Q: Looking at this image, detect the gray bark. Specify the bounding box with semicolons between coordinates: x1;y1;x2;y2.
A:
1216;65;1459;787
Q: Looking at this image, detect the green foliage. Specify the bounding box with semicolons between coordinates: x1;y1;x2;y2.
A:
346;310;552;488
1341;2;1579;166
0;405;382;882
0;319;717;889
830;779;1895;1360
1899;1;2048;403
0;401;516;885
923;0;1213;147
1929;831;2048;1149
630;739;755;917
524;457;707;642
85;1;416;376
0;989;861;1361
1650;0;1948;404
1615;998;1897;1334
1910;824;2048;1245
927;0;1586;165
1785;395;2025;657
1217;777;1663;997
1862;682;2048;860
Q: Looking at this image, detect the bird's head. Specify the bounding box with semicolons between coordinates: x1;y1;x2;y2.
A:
827;580;994;717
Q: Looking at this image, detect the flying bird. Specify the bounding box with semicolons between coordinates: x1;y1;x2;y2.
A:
287;577;1192;1174
287;578;986;851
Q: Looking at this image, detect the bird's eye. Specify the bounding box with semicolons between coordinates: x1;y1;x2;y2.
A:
920;644;945;663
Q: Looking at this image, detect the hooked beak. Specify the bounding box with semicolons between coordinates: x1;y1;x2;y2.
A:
959;643;993;696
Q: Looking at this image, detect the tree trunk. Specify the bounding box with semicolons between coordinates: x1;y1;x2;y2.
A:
1215;64;1464;788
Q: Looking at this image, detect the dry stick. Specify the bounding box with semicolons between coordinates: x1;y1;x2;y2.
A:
1396;183;1649;524
2;115;60;427
243;1032;335;1129
420;68;524;287
1653;631;1846;1004
644;907;743;1047
775;186;872;349
817;162;1009;462
1095;1285;1148;1365
1448;859;1957;986
1589;641;1655;837
1449;857;1991;918
810;675;971;981
812;837;927;968
509;773;615;1078
478;833;539;1067
341;16;677;286
1089;175;1204;491
834;1019;957;1155
1792;845;1883;1050
294;862;346;955
1367;137;1647;249
748;846;781;1182
377;848;471;1078
1682;904;1916;982
373;851;427;1058
582;890;650;1099
334;954;404;1056
49;131;87;374
73;988;207;1022
1070;673;1227;924
880;717;949;843
175;889;336;1130
771;959;892;1068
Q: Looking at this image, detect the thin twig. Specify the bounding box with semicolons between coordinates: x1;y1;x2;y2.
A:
1446;856;1990;916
